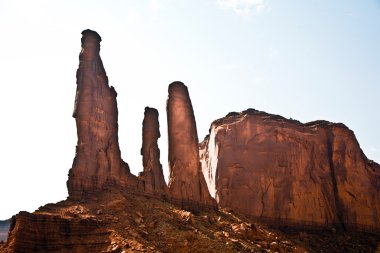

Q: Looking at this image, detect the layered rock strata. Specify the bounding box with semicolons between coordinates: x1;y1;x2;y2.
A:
200;109;380;231
138;107;168;198
4;211;110;253
167;82;217;211
67;29;138;198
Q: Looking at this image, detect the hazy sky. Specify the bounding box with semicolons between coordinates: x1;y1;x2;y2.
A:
0;0;379;219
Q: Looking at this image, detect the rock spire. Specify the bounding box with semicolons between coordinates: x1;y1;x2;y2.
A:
139;107;168;197
67;29;137;198
166;81;216;211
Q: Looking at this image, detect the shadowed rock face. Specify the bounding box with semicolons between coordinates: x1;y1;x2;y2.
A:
67;29;137;198
200;109;380;231
167;82;216;211
139;107;168;197
4;211;110;252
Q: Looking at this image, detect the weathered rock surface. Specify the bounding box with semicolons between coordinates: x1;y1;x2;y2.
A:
200;109;380;231
2;192;380;253
138;107;168;198
67;29;138;198
3;210;110;253
167;82;217;211
3;30;380;253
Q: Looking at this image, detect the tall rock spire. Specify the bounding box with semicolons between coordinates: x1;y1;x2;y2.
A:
67;29;137;198
139;107;168;197
166;81;216;211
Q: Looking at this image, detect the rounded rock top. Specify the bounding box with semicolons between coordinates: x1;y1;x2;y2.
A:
81;29;102;44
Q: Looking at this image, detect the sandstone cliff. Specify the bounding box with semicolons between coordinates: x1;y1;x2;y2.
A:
200;109;380;231
167;82;217;211
67;30;138;198
4;210;110;252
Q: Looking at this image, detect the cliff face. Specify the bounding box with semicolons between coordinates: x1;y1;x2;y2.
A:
67;30;138;198
200;109;380;231
139;107;168;198
4;211;109;253
167;82;217;211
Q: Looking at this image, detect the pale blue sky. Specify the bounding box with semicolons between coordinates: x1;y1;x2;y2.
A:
0;0;379;219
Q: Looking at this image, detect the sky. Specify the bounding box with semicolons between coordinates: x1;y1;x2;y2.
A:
0;0;379;219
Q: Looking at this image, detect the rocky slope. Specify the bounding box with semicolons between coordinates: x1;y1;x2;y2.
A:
200;109;380;231
2;191;379;253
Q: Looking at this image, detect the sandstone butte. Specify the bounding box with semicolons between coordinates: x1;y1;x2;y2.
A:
1;30;380;253
200;109;380;232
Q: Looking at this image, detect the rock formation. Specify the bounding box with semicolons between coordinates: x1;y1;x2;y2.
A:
200;109;380;231
7;191;369;253
4;211;110;252
3;29;380;253
67;29;137;198
167;82;217;211
138;107;168;198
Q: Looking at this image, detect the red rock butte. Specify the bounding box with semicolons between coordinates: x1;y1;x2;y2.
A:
1;29;380;253
200;109;380;231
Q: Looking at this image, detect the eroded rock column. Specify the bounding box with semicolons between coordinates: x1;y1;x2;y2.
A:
139;107;168;197
167;81;216;211
67;29;137;198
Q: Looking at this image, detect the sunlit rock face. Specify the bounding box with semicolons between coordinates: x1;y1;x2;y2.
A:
167;82;217;211
200;109;380;230
139;107;168;198
67;29;138;198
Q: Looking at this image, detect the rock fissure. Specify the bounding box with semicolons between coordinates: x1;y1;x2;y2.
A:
326;126;346;230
